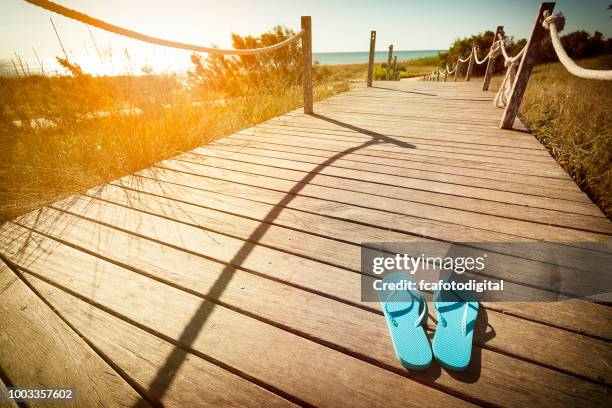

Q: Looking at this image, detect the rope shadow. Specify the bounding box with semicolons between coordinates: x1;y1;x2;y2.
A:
134;115;415;406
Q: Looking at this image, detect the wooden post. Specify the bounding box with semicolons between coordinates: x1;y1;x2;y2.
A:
386;44;393;80
465;44;475;81
435;69;440;81
444;67;448;82
301;16;313;114
367;31;376;87
392;56;398;80
483;26;504;91
500;2;555;129
454;58;459;81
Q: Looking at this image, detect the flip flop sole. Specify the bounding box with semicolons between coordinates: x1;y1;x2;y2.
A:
378;273;432;371
433;291;478;371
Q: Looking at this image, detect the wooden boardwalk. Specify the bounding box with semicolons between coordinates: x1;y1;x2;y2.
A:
1;80;611;407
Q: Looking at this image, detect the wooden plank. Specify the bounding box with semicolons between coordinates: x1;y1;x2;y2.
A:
5;210;611;407
25;275;297;408
216;134;578;189
264;108;548;145
264;116;548;149
195;146;610;233
243;124;554;161
0;258;148;408
0;228;472;408
18;197;612;385
119;167;609;281
211;139;588;203
108;170;612;340
43;190;601;306
259;120;553;156
218;135;597;214
235;124;569;178
161;155;608;238
279;112;558;149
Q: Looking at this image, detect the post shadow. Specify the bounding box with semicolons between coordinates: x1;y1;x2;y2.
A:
134;115;415;406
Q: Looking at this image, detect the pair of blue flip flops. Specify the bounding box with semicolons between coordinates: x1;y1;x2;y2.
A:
379;273;478;371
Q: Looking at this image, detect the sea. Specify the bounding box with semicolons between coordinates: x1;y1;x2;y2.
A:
312;50;442;65
0;49;444;77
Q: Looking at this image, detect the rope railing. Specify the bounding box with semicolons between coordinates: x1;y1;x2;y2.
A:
23;0;314;113
421;2;609;129
473;42;501;65
494;34;527;108
498;34;526;65
542;11;612;80
24;0;304;55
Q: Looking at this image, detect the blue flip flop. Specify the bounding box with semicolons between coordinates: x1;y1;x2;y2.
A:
432;283;479;371
378;273;432;370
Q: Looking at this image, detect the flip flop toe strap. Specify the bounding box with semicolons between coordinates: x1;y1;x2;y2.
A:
435;300;478;336
384;290;427;328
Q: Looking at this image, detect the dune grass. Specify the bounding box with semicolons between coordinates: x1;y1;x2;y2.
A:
516;55;611;218
0;68;352;222
372;55;440;80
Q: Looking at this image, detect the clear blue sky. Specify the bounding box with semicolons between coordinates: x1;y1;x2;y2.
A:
1;0;610;62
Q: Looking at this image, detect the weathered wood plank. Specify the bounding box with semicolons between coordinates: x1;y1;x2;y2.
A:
233;126;569;178
238;125;555;163
107;171;612;339
4;210;611;407
194;146;610;232
254;121;553;156
0;258;148;408
209;140;589;203
14;199;612;386
0;228;472;408
159;156;608;237
25;275;297;408
215;134;578;189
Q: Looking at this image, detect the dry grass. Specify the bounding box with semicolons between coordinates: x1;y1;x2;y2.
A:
0;67;352;222
517;55;612;217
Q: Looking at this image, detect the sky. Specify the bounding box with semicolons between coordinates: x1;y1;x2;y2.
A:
1;0;610;74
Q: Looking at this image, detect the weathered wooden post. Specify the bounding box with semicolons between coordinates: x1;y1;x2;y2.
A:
386;44;393;80
301;16;313;114
367;30;376;87
465;43;475;81
454;58;459;81
500;2;555;129
483;26;504;90
435;69;440;81
392;56;398;80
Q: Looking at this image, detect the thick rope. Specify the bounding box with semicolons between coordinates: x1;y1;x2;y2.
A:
458;49;472;63
498;33;525;64
494;57;520;108
23;0;304;55
543;12;612;80
472;46;485;65
473;41;501;65
494;34;526;108
446;63;457;74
